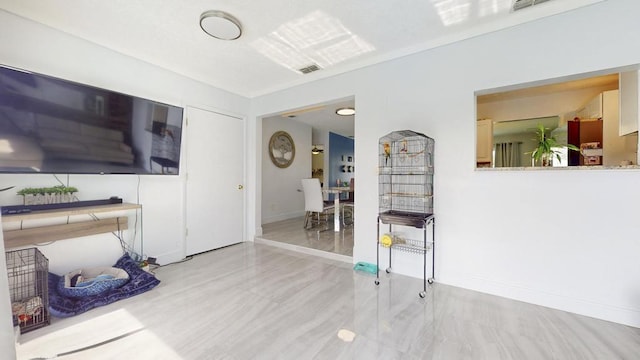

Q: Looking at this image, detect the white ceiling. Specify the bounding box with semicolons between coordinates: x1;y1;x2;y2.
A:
0;0;604;140
263;97;355;140
0;0;604;98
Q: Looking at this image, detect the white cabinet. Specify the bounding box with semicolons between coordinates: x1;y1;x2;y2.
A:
577;93;603;119
619;70;639;136
600;89;637;166
476;119;493;164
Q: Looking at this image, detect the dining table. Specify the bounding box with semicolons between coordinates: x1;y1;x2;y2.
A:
322;186;351;232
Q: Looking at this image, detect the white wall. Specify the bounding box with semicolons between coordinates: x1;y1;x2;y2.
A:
0;11;249;273
248;0;640;327
3;0;640;333
261;117;311;224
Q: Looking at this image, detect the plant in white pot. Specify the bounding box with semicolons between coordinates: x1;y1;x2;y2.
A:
528;123;579;167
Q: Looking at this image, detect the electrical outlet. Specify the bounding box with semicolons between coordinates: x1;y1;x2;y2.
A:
147;257;157;265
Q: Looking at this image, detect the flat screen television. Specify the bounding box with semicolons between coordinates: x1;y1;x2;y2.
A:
0;65;184;175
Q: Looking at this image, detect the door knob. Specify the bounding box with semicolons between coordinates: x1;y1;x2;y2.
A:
237;184;244;190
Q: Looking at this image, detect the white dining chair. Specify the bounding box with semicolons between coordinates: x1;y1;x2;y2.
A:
342;178;354;226
301;178;335;229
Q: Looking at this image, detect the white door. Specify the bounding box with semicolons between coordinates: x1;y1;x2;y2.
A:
185;107;244;255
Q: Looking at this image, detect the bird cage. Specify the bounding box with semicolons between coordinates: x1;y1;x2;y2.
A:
379;130;434;218
6;248;50;333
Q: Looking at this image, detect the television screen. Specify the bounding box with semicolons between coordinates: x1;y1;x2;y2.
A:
0;65;183;175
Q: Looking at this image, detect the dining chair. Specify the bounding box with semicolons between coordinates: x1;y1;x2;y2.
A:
342;178;354;226
301;178;335;229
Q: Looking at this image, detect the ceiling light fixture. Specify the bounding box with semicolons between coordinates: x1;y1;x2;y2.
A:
336;107;355;116
200;10;242;40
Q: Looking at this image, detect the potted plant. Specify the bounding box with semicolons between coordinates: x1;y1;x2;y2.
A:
528;123;579;167
17;185;78;205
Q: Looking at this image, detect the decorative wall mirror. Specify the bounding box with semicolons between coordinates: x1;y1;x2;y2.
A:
476;65;640;169
268;131;295;168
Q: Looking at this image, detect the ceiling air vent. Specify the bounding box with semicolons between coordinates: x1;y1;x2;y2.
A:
513;0;552;11
298;64;321;74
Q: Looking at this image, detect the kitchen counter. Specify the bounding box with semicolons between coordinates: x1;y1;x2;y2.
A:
476;165;640;171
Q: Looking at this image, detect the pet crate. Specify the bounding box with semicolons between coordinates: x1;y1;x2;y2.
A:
6;247;50;333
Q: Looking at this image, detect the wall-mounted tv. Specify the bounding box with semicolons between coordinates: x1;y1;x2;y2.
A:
0;65;184;175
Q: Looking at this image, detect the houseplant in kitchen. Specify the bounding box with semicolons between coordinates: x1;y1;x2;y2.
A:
529;123;579;167
17;185;78;205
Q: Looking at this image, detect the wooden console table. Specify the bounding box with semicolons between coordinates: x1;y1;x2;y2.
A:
2;203;142;249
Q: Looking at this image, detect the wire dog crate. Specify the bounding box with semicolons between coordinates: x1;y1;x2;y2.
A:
6;248;50;333
376;130;435;298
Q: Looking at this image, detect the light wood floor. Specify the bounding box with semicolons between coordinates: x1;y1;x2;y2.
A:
257;216;354;261
15;242;640;359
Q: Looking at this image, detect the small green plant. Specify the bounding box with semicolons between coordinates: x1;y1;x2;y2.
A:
528;123;579;166
17;185;78;196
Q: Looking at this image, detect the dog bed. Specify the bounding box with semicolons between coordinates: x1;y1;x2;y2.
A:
48;253;160;318
57;267;129;298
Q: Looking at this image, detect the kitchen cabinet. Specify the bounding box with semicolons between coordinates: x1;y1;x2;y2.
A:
619;70;639;136
577;93;603;119
476;119;493;164
602;89;637;166
571;89;635;166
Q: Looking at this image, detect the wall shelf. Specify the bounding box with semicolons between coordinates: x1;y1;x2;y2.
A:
2;203;141;249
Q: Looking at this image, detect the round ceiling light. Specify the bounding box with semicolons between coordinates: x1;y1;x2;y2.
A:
336;107;356;116
200;10;242;40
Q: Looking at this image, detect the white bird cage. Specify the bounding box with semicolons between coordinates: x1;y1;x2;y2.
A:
378;130;434;218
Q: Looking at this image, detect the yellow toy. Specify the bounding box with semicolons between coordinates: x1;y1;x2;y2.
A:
381;234;393;248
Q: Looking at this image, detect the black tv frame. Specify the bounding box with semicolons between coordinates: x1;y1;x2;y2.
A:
0;65;184;175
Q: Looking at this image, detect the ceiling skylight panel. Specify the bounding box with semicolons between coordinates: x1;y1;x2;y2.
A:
432;0;472;26
251;36;317;73
478;0;512;17
314;35;375;66
273;11;349;50
251;10;375;74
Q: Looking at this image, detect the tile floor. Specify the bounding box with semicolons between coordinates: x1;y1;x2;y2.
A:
257;216;354;260
14;242;640;359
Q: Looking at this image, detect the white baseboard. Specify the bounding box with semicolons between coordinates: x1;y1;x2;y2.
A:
439;274;640;329
153;250;186;267
262;211;304;224
14;326;20;345
254;237;352;264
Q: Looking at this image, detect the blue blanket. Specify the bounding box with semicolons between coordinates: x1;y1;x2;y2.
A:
48;253;160;318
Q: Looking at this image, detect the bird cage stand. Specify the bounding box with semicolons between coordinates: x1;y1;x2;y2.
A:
375;130;435;298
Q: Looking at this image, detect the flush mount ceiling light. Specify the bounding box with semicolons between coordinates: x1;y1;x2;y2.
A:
336;107;356;116
200;10;242;40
